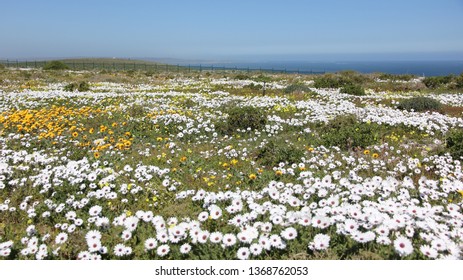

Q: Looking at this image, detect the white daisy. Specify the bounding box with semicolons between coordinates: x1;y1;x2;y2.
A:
209;206;222;220
121;230;132;241
310;233;330;251
197;230;210;244
258;236;271;250
420;245;438;259
55;232;68;245
89;205;102;216
394;236;413;257
144;238;158;251
281;227;298;240
198;211;209;222
236;247;250;260
85;230;102;242
180;243;191;254
113;244;126;257
88;240;102;252
157;244;170;257
222;233;237;247
250;243;263;256
209;232;223;244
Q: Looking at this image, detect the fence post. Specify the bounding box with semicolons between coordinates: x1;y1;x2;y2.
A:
199;64;202;72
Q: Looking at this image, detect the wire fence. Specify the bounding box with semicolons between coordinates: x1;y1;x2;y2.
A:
0;59;325;75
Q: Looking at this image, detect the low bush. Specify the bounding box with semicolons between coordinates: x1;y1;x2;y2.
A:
313;75;347;88
397;97;442;112
451;74;463;90
234;74;251;80
318;115;381;150
224;106;267;133
313;72;365;89
378;73;416;81
422;75;453;89
284;83;312;94
340;84;365;96
63;81;90;92
43;61;70;70
446;129;463;160
243;83;263;90
256;140;304;166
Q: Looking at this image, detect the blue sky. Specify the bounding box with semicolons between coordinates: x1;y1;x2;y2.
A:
1;0;463;61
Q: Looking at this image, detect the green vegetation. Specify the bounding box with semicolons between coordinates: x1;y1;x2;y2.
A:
397;97;442;112
340;84;365;96
446;129;463;160
256;140;304;166
313;71;368;89
423;75;453;89
224;106;267;133
234;74;251;80
318;115;382;150
378;73;416;81
284;83;312;94
313;75;349;88
63;81;91;92
43;60;70;70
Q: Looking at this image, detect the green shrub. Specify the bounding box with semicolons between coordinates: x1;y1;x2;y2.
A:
340;84;365;96
0;63;5;70
127;104;146;118
313;76;345;88
225;106;267;133
378;73;416;81
313;74;355;89
423;75;453;89
234;74;251;80
63;81;90;92
43;61;70;70
319;115;380;150
397;97;442;112
452;74;463;90
446;129;463;160
243;83;263;90
256;140;304;166
284;83;312;94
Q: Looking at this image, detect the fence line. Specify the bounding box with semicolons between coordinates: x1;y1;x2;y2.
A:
0;59;325;75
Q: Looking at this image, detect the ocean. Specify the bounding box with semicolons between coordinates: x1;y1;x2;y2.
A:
195;60;463;76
